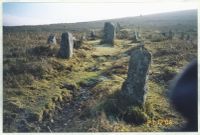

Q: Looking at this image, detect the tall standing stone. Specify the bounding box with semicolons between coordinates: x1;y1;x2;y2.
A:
121;47;151;106
90;30;96;40
131;31;139;43
58;32;73;58
168;30;173;40
102;22;116;44
116;22;122;33
47;34;57;45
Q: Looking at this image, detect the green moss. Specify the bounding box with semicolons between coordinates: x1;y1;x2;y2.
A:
91;79;123;97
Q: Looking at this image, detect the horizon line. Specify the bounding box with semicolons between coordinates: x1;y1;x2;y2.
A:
3;8;197;27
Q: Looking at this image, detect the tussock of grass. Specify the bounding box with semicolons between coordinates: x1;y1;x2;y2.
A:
97;88;152;125
123;106;149;125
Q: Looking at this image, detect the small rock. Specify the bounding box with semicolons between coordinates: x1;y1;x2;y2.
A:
47;34;57;45
50;119;54;123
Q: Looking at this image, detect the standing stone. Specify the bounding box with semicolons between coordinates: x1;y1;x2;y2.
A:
116;22;122;33
47;34;57;44
102;22;116;44
161;32;166;37
186;34;190;41
90;30;96;40
121;47;151;106
81;33;87;41
168;30;173;40
132;31;139;43
58;32;73;58
136;32;140;39
73;39;82;49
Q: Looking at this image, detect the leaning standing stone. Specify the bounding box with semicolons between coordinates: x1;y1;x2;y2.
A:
47;34;57;44
58;32;73;58
102;22;116;44
121;47;151;106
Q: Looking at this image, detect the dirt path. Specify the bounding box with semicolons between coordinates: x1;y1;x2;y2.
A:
39;74;110;132
38;44;118;132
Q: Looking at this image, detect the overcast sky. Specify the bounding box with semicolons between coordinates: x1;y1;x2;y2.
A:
3;0;198;26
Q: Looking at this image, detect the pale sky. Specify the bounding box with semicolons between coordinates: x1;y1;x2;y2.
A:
3;0;198;26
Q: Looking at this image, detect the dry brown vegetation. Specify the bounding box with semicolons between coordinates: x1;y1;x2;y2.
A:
3;10;197;132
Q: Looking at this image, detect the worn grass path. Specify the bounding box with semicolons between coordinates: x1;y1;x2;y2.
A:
39;40;134;132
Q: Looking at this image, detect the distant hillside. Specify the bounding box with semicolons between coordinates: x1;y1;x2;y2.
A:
3;9;197;33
